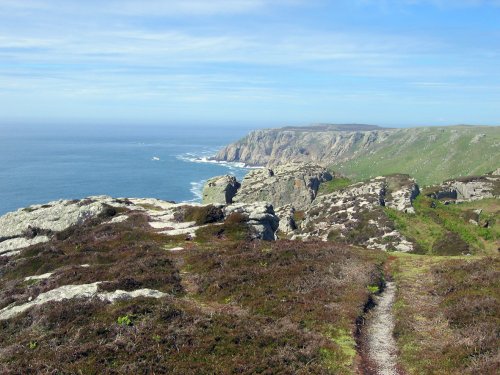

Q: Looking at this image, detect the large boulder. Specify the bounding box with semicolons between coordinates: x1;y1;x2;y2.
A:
233;163;332;210
202;175;240;204
428;175;499;202
224;202;279;241
274;205;297;235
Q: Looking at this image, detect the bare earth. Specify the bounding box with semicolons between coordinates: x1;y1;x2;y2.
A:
366;281;398;375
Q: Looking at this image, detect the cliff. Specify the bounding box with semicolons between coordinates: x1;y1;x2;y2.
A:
215;124;393;167
215;124;500;185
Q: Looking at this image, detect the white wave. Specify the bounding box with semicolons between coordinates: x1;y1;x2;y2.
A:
186;179;205;202
151;156;160;161
176;153;262;170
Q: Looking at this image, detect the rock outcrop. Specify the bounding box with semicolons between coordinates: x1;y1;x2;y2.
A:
274;205;297;235
233;163;333;210
428;175;500;202
224;202;280;241
0;195;282;258
293;175;418;251
202;175;240;204
0;281;167;321
0;197;121;257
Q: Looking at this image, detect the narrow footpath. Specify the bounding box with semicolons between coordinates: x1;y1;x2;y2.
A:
363;281;399;375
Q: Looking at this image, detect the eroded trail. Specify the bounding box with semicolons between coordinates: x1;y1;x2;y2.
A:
364;281;399;375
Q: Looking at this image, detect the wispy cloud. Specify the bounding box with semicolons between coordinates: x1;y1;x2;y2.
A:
0;0;498;124
0;0;305;16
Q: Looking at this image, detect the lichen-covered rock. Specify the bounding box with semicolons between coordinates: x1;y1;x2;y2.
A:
274;205;297;235
383;174;420;214
233;163;332;210
428;175;500;202
0;198;108;239
224;202;279;240
293;175;418;251
0;196;125;256
202;175;240;204
0;282;167;321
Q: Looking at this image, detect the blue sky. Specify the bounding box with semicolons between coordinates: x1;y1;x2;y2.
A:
0;0;499;127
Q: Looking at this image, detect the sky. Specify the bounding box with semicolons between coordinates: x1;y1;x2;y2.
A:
0;0;499;127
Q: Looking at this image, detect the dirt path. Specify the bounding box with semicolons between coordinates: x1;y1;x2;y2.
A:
364;281;399;375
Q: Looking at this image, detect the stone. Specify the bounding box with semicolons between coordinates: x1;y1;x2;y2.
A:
224;202;279;240
293;175;418;251
429;175;500;202
0;236;50;257
202;175;240;204
274;205;297;234
0;282;167;321
383;174;420;213
24;272;54;281
233;162;333;210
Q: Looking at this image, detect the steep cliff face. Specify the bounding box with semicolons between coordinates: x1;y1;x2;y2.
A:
215;124;500;185
215;125;393;167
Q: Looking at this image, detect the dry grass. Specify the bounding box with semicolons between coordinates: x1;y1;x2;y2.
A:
392;254;500;374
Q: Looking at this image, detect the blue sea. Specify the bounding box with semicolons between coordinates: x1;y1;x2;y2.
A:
0;124;257;215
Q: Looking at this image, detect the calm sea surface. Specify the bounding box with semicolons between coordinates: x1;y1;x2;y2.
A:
0;124;255;215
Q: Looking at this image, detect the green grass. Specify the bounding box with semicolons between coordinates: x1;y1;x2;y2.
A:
332;126;500;185
318;177;352;196
385;196;498;255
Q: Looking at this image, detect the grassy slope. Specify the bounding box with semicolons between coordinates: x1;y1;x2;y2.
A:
333;126;500;185
0;210;387;374
392;254;499;374
386;196;499;255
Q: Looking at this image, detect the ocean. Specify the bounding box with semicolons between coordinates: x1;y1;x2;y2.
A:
0;124;257;215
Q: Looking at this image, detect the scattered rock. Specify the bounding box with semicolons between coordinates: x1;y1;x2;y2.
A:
293;175;417;251
167;247;184;251
24;272;54;282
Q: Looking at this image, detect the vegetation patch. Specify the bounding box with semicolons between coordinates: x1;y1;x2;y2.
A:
178;205;224;225
0;210;390;374
392;254;500;375
385;196;498;255
318;177;352;196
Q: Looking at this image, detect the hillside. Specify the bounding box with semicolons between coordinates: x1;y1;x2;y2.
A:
1;170;498;374
214;125;500;185
0;197;386;374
